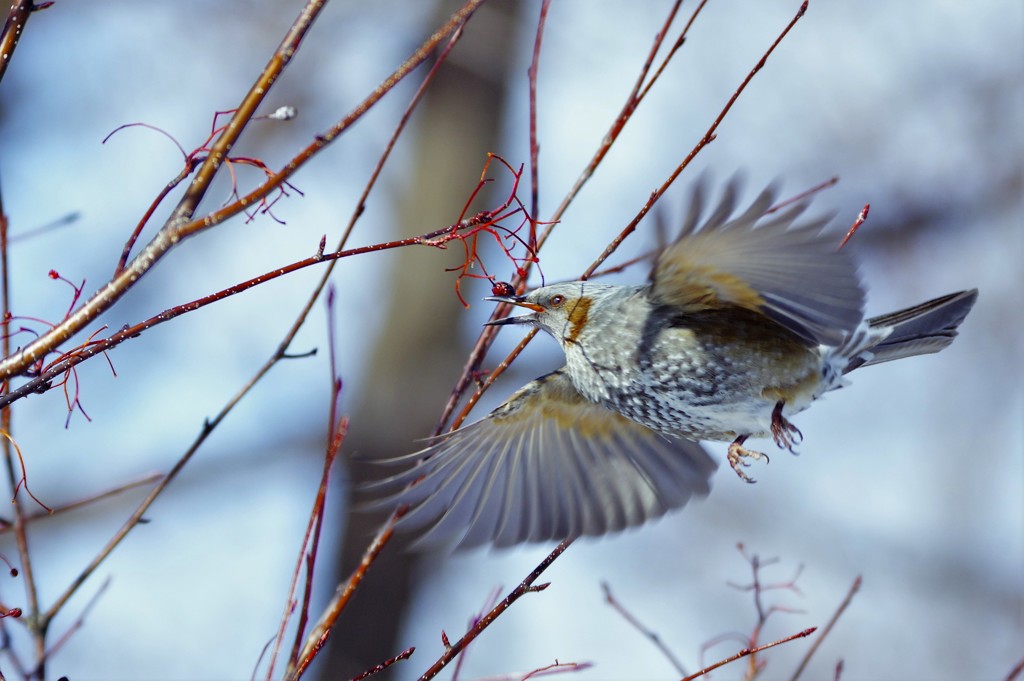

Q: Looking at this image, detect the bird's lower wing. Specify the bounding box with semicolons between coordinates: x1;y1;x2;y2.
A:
362;370;717;550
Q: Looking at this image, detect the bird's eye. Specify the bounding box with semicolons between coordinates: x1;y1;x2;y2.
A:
549;294;565;307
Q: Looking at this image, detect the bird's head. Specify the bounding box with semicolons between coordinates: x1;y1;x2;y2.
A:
485;281;619;345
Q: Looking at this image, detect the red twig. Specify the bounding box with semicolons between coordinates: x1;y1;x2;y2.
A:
451;586;503;681
474;660;593;681
291;510;399;678
545;0;694;230
838;204;869;250
638;0;704;103
439;155;543;307
588;248;659;279
788;575;861;681
0;0;485;384
418;538;575;680
433;0;707;435
277;411;347;680
443;0;808;435
274;290;347;680
2;431;51;513
683;628;817;681
0;171;530;412
106;111;302;275
267;294;347;680
45;269;85;322
581;1;809;283
723;544;805;677
0;0;50;85
0;176;44;672
767;176;839;214
698;544;806;679
350;646;416;681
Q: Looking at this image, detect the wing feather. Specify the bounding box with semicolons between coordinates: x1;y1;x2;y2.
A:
650;178;865;345
363;370;717;550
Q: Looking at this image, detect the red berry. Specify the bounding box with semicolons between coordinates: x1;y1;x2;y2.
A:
491;281;514;297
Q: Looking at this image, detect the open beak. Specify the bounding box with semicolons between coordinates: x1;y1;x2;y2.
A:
483;295;544;326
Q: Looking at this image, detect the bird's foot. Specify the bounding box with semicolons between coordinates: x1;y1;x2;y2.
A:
770;401;802;454
727;436;768;484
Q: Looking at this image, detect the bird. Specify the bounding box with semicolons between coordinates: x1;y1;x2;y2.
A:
365;178;978;550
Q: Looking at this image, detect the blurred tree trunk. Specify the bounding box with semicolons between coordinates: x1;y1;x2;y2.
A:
321;2;521;676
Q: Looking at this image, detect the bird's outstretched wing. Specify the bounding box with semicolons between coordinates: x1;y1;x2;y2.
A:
649;178;865;346
363;370;717;550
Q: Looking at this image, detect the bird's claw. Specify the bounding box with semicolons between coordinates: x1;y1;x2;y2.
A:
771;401;803;454
727;440;769;484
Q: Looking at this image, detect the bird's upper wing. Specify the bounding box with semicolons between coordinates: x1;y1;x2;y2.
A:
362;370;717;550
649;178;864;346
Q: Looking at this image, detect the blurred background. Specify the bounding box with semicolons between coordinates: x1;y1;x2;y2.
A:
0;1;1020;679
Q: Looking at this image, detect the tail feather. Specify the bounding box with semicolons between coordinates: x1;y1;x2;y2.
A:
844;289;978;373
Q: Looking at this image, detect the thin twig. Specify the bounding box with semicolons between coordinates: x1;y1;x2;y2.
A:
0;202;519;411
41;577;111;662
1;473;162;530
291;511;398;677
272;414;346;681
435;0;700;433
6;211;79;244
1005;656;1024;681
0;0;485;383
0;11;482;656
41;340;296;625
273;289;347;680
766;176;838;214
838;204;869;250
601;581;687;675
526;0;552;253
637;0;706;103
0;166;46;672
418;538;575;680
112;159;198;277
0;0;48;85
581;0;809;283
588;248;658;279
545;0;693;233
177;0;484;244
721;544;805;678
447;0;808;433
788;575;861;681
451;586;503;681
474;660;594;681
683;628;817;681
350;646;416;681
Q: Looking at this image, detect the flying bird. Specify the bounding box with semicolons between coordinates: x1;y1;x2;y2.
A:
366;179;978;550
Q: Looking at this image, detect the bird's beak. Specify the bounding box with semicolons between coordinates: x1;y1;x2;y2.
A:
484;295;544;326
